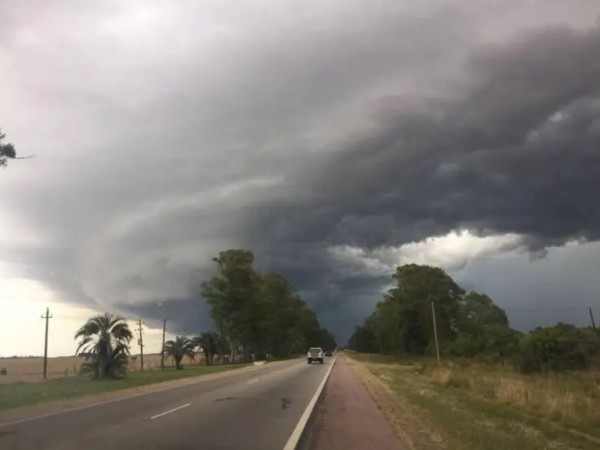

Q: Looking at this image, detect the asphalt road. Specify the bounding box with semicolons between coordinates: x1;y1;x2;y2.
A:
0;358;333;450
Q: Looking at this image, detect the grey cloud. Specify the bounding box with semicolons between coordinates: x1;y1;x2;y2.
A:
2;1;600;341
249;24;600;248
237;22;600;340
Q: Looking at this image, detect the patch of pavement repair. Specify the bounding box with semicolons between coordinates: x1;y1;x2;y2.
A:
281;397;292;409
214;396;239;402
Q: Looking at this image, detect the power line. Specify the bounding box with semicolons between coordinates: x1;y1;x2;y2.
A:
41;307;53;379
505;306;598;312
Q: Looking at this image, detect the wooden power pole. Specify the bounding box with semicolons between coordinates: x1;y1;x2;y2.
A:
136;319;145;371
161;319;167;369
589;307;597;329
41;307;52;379
431;301;441;366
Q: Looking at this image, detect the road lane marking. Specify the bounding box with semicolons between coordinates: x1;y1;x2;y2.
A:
150;403;191;420
248;377;259;384
282;357;337;450
0;359;304;429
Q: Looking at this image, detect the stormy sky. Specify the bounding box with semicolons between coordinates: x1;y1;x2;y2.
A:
2;0;600;355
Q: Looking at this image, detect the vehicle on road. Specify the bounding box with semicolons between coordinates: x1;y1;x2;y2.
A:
307;347;324;364
324;350;332;357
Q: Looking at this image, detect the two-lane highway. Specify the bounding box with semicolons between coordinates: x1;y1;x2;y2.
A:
0;358;334;450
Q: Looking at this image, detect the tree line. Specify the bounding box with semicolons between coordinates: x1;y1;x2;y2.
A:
348;264;600;373
74;249;336;378
200;249;336;361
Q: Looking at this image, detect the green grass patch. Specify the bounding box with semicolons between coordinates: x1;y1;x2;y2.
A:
350;354;600;450
0;364;247;412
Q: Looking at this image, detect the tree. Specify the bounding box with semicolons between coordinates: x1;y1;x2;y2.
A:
450;292;516;357
348;321;378;353
348;264;516;358
357;264;465;355
194;331;219;365
201;250;261;361
0;129;17;168
75;313;133;379
457;292;509;331
255;272;333;358
200;249;337;361
316;327;337;350
394;264;464;351
163;336;196;370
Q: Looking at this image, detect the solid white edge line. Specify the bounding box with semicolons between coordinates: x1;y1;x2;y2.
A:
150;403;191;420
282;357;336;450
0;360;296;429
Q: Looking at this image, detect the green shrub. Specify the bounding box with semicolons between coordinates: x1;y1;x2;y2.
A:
518;323;600;373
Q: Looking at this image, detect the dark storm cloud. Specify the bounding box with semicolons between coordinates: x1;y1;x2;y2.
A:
245;24;600;252
235;23;600;340
2;1;600;342
115;297;212;335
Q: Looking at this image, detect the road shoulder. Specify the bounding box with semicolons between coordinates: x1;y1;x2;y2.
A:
347;357;443;450
304;355;403;450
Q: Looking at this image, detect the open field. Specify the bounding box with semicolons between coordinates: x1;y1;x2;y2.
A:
348;353;600;450
0;353;202;383
0;362;247;411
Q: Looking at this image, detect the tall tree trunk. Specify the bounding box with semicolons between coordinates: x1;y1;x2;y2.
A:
98;354;105;379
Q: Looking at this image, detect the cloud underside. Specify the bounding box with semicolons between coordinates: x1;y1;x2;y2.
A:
2;1;600;339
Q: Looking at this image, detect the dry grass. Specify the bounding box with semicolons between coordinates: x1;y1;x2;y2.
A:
0;353;202;384
349;353;600;450
427;364;600;428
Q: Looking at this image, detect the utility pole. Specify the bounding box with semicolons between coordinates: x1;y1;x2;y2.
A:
136;319;144;371
41;307;52;379
161;319;167;369
431;301;440;366
589;307;597;329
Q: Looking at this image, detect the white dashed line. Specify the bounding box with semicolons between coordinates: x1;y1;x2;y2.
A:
150;403;191;420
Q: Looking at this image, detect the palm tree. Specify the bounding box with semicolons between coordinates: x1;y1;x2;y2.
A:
194;331;219;365
163;336;196;370
75;313;133;379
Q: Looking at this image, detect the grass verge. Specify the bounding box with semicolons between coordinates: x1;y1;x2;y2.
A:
0;364;247;412
348;353;600;450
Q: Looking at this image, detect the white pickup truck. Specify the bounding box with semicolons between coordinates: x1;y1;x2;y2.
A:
307;347;324;364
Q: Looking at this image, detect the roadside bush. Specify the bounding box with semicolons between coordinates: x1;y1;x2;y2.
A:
449;326;521;360
518;323;600;373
